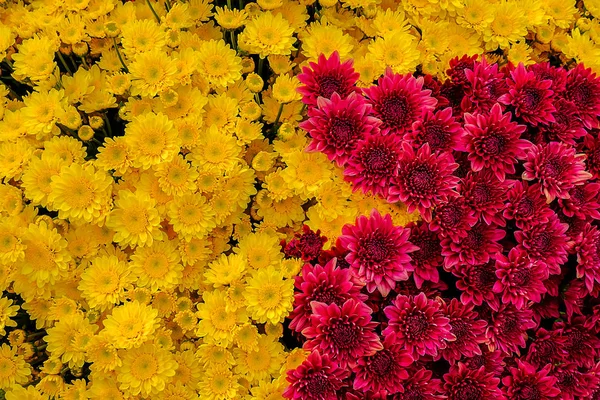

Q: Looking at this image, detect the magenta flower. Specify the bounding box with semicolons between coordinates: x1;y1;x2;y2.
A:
352;333;413;395
388;143;459;222
454;261;500;308
282;225;327;262
363;70;437;136
525;328;568;368
301;92;380;166
441;221;505;269
447;55;478;86
297;51;360;107
564;63;600;129
459;170;511;226
493;247;548;308
382;293;454;358
537;98;586;145
459;103;530;181
391;368;445;400
462;347;506;376
555;317;600;369
284;350;349;400
439;299;487;363
303;299;382;369
522;141;592;202
552;363;596;400
338;209;417;297
407;221;442;288
443;363;504;400
498;63;556;126
584;134;600;180
528;62;567;93
503;181;555;229
486;303;536;354
343;134;402;199
289;259;365;334
429;195;478;241
559;183;600;221
501;361;560;400
514;214;571;275
462;58;508;114
406;107;464;152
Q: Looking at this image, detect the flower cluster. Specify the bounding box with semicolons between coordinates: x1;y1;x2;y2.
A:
291;52;600;398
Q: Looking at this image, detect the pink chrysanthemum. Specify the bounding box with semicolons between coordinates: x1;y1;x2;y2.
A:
440;80;467;117
422;74;449;108
405;107;464;153
503;181;556;230
584;134;600;180
439;299;487;363
559;317;600;368
564;63;600;129
447;55;478;86
454;261;500;308
429;195;478;241
303;299;382;368
352;333;413;395
463;347;506;376
363;70;437;136
338;209;417;297
443;363;504;400
283;350;349;400
407;221;442;288
462;58;508;114
514;214;571;275
391;368;445;400
297;51;360;107
493;247;548;309
382;293;454;358
525;328;568;368
343;134;402;199
559;183;600;221
585;305;600;334
498;63;556;126
301;93;381;166
441;221;505;269
289;259;365;333
522;141;592;202
388;143;459;222
459;103;530;181
459;170;510;226
486;303;536;354
536;98;586;145
528;62;567;93
282;225;328;262
552;363;596;400
501;361;560;400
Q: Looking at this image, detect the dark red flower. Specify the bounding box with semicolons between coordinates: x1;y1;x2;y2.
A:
297;51;360;107
555;317;600;368
440;80;467;117
382;293;454;359
352;333;413;395
459;169;511;226
441;221;505;269
493;247;548;308
462;58;508;114
363;70;437;136
338;209;418;297
525;328;568;368
463;347;506;376
429;195;478;241
282;225;328;262
528;62;567;93
514;214;571;275
439;299;487;363
503;181;555;229
522;141;592;202
564;63;600;129
576;222;600;293
388;143;459;222
443;363;504;400
458;103;530;181
562;279;587;318
485;303;536;354
498;63;556;126
289;259;365;333
284;350;349;400
407;221;442;288
301;92;380;166
584;304;600;334
454;261;500;308
303;299;382;368
552;363;595;400
391;368;445;400
343;134;402;199
501;361;560;400
559;182;600;220
406;107;464;153
536;98;587;145
584;133;600;179
447;55;478;86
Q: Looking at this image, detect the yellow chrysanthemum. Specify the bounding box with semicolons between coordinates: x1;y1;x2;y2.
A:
120;19;166;57
484;1;529;50
21;156;67;207
86;335;121;373
154;154;198;196
196;288;248;347
244;265;294;324
78;255;134;311
167;193;217;241
204;253;247;288
21;89;67;139
301;23;354;61
0;218;24;266
11;34;57;83
95;136;132;176
235;231;283;270
116;343;178;398
0;344;30;389
239;11;296;58
234;334;285;385
0;139;34;182
42;136;87;165
44;313;98;369
215;7;249;29
124;112;180;170
102;301;160;349
129;49;177;98
197;39;243;88
368;30;420;75
0;297;18;337
543;0;577;29
130;239;182;292
280;150;333;199
5;385;49;400
189;125;241;173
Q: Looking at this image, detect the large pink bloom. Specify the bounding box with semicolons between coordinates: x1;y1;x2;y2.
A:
441;221;505;269
537;98;586;145
297;51;360;107
559;182;600;220
498;63;556;126
501;361;560;400
443;363;504;400
301;92;380;166
503;181;555;230
525;328;568;368
459;169;511;226
338;209;417;297
577;223;600;294
429;195;478;241
459;103;530;181
283;350;349;400
388;143;459;222
382;293;455;358
522;141;592;202
439;299;487;363
407;221;442;288
391;368;445;400
486;303;536;354
289;259;365;334
363;70;437;136
462;58;508;114
303;299;382;369
564;63;600;129
453;261;500;308
405;107;464;153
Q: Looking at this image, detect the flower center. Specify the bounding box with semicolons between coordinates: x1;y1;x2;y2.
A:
317;75;344;98
543;158;563;178
405;312;429;339
306;374;333;397
424;122;448;150
521;87;543;111
516;197;534;217
479;134;505;156
370;350;394;376
380;93;410;129
408;165;434;194
510;268;531;287
331;322;359;349
530;231;551;251
329;117;357;144
571;83;592;107
312;285;345;306
361;236;390;263
471;184;491;205
450;318;470;343
453;381;483;400
363;146;397;174
131;354;158;381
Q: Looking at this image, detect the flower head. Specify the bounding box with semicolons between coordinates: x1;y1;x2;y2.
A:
463;58;508;114
493;248;548;308
486;303;536;354
283;351;349;400
429;195;478;241
460;170;510;226
503;181;555;230
564;64;600;129
244;265;294;325
407;221;443;288
441;221;505;269
239;11;296;58
439;299;487;363
454;261;500;307
406;107;464;153
443;363;503;400
537;98;586;145
577;223;600;293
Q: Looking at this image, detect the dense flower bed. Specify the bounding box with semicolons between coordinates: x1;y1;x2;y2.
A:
1;0;600;399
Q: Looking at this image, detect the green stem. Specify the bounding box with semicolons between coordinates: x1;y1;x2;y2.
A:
80;56;89;69
300;103;307;115
227;0;232;8
239;0;244;8
112;38;129;73
103;114;113;137
4;59;13;70
272;103;284;135
146;0;161;22
229;30;237;50
254;93;260;104
257;57;265;78
165;0;172;11
26;331;46;341
56;52;73;74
